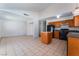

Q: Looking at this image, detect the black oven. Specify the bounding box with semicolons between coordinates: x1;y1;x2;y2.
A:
60;29;69;40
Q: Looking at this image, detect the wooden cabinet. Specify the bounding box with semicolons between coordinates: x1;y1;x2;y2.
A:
49;21;61;28
74;16;79;26
68;37;79;56
48;19;74;28
65;20;74;27
54;31;60;39
41;32;52;44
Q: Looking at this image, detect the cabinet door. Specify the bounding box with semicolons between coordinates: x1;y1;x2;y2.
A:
65;20;74;27
41;32;52;44
68;37;79;56
75;16;79;26
54;31;60;39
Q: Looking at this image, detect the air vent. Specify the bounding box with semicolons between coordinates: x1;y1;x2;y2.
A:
29;22;33;24
24;13;29;16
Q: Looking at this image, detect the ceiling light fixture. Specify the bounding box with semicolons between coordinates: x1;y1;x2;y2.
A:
57;15;60;18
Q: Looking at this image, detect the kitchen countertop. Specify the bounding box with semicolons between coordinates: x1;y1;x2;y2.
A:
67;32;79;38
54;28;79;32
41;32;52;33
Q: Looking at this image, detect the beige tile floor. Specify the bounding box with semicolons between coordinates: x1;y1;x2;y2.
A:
0;36;67;56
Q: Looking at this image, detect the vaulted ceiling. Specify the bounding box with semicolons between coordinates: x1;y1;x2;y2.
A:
0;3;52;21
0;3;78;21
0;3;52;12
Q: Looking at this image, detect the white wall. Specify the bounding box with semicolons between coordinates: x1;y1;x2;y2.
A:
26;20;34;36
28;11;40;39
1;20;27;37
0;10;39;38
0;19;36;37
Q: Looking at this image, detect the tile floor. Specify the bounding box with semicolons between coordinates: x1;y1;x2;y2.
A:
0;36;67;56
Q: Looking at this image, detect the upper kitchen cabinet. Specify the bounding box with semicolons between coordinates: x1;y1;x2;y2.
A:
65;19;74;27
74;16;79;27
48;21;62;28
48;19;74;28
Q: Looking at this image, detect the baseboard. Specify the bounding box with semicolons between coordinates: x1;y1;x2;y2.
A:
1;35;33;38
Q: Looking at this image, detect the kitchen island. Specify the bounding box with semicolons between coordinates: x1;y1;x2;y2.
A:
41;32;52;44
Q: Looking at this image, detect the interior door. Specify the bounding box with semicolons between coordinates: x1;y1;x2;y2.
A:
27;21;33;36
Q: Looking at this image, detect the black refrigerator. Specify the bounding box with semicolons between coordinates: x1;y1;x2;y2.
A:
47;25;55;38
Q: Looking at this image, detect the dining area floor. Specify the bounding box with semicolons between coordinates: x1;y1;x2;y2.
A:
0;36;67;56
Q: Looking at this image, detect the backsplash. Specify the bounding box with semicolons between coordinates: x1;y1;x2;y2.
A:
69;27;79;31
55;27;79;31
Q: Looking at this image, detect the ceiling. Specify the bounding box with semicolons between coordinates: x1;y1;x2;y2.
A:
0;3;78;21
0;9;32;21
0;3;52;12
0;3;52;21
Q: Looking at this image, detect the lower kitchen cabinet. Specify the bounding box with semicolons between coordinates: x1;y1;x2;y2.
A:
68;37;79;56
41;32;52;44
54;31;60;39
